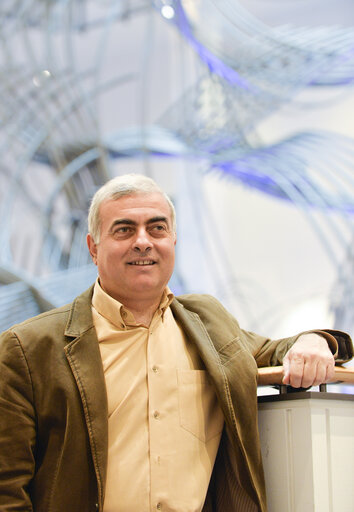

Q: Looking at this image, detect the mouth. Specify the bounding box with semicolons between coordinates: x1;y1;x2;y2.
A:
127;260;156;266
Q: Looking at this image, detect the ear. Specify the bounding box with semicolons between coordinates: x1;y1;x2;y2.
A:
87;234;98;265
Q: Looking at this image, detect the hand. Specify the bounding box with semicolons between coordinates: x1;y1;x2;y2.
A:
282;333;335;388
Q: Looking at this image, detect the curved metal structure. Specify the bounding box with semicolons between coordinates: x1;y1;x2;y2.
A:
0;0;353;335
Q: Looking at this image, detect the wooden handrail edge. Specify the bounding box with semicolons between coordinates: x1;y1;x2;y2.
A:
257;366;354;386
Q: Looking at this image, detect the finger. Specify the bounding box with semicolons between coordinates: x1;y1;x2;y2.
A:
286;357;305;388
324;361;335;382
305;362;325;387
301;361;320;388
311;358;335;386
282;357;290;385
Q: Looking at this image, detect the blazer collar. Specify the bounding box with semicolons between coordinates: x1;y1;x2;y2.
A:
64;285;95;337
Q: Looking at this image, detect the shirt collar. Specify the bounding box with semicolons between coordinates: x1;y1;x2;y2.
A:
91;278;174;329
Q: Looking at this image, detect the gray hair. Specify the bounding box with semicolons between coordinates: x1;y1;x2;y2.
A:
88;174;176;243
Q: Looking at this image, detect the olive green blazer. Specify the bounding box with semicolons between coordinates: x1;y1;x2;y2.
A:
0;286;352;512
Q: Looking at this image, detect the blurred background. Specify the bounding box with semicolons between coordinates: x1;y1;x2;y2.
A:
0;0;353;369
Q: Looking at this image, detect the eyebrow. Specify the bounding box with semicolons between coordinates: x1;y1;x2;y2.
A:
109;216;170;231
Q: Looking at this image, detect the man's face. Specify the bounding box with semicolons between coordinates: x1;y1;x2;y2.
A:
87;192;176;305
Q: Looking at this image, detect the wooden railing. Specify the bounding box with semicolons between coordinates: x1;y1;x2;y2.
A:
257;365;354;386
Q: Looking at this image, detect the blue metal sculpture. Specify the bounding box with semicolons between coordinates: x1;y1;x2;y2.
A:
0;0;353;335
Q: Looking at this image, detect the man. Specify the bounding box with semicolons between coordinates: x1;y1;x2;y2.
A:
0;174;352;512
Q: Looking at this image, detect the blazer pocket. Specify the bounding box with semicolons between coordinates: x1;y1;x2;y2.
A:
217;337;243;365
177;369;224;443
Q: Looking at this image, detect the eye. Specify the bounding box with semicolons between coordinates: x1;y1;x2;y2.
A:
112;226;134;237
150;224;167;234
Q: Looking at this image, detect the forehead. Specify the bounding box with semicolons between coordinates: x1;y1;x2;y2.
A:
99;192;172;224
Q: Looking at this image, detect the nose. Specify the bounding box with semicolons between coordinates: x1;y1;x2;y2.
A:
133;228;153;252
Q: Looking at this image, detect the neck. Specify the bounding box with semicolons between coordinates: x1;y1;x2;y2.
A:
98;280;167;327
124;297;161;327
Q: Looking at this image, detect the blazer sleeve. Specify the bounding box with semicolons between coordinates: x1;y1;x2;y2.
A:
0;330;36;511
242;327;353;367
175;294;354;367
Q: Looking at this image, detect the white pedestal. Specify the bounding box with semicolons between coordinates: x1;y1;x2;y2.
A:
258;392;354;512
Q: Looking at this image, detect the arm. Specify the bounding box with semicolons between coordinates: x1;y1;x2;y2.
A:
253;328;353;388
0;331;36;510
242;323;353;388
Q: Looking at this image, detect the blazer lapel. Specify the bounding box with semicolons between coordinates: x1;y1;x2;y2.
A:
63;287;108;510
170;298;225;386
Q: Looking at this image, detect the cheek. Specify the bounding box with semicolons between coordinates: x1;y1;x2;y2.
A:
164;245;176;266
97;245;123;268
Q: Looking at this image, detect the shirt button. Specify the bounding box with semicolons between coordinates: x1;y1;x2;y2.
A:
152;365;158;373
157;504;162;510
153;411;160;419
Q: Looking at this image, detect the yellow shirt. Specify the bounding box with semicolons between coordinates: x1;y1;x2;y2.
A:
92;281;224;512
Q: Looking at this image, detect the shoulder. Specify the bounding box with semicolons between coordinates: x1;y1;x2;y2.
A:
174;293;240;327
175;293;224;312
172;294;243;352
0;285;94;345
0;303;72;348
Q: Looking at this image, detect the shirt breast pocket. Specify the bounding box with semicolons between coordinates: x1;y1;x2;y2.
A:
177;369;224;443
